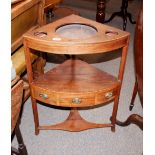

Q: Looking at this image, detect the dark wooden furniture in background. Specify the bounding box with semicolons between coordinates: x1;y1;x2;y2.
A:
44;0;62;9
11;0;45;102
46;6;80;23
11;0;25;5
116;8;143;130
11;0;44;52
104;0;136;30
44;0;62;18
96;0;106;23
23;14;129;135
11;80;28;155
130;7;143;110
44;0;80;25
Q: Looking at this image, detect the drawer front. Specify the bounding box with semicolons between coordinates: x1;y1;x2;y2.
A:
31;86;58;105
59;93;95;107
59;89;118;107
31;85;118;107
96;88;118;104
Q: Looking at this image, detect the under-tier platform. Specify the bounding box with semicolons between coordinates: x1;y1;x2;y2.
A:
31;59;120;107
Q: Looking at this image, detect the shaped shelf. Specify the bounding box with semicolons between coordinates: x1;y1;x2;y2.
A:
31;59;120;107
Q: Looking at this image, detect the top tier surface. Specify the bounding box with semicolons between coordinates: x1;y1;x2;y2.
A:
23;14;130;54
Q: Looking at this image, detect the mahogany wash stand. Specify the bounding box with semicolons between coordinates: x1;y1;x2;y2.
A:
23;15;130;135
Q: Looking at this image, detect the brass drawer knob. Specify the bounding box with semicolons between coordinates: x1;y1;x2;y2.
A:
39;93;48;99
72;97;82;104
105;92;113;99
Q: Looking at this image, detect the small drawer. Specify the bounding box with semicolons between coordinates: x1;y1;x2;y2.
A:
96;89;117;104
59;94;95;107
31;86;58;105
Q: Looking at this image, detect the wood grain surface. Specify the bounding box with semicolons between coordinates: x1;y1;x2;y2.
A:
11;0;44;52
11;0;25;5
11;80;23;133
23;14;130;54
31;59;120;107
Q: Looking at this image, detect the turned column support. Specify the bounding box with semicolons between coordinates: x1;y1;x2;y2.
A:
96;0;106;23
104;0;136;30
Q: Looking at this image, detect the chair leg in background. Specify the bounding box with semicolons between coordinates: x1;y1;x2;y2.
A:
115;114;143;130
11;121;28;155
129;81;138;111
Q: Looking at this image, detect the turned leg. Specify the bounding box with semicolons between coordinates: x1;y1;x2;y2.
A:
46;8;54;19
11;121;28;155
15;123;28;155
122;0;128;30
96;0;106;23
129;81;138;111
123;14;128;31
104;0;136;31
31;98;40;135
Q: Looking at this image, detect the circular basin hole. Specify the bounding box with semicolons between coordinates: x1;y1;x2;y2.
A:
34;32;47;38
105;30;118;36
55;23;97;39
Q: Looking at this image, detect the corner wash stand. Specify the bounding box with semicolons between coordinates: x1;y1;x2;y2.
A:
23;15;130;135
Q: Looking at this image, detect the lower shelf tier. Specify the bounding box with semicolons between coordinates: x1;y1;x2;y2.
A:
38;108;113;132
31;59;120;107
